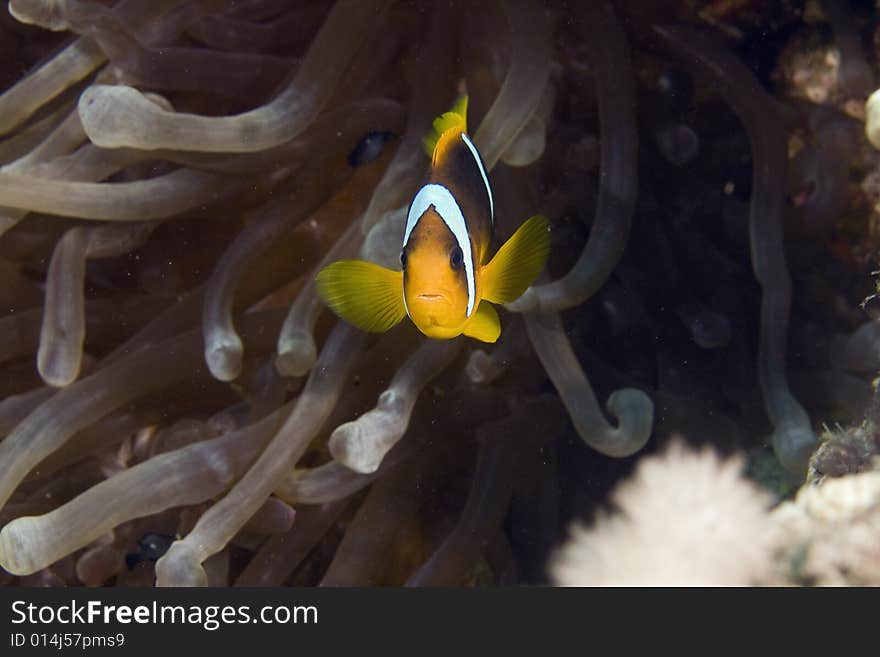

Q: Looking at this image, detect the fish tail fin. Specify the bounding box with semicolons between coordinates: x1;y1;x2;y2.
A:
480;215;551;305
315;260;406;333
422;94;469;157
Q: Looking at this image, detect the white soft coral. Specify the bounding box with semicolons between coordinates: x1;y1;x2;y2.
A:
552;441;776;586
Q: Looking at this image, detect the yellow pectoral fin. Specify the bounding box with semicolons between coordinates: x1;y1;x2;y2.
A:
481;215;551;305
315;260;406;333
463;301;501;343
422;94;469;157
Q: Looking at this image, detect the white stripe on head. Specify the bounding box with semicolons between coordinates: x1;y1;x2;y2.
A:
403;183;476;317
460;132;493;223
402;287;411;319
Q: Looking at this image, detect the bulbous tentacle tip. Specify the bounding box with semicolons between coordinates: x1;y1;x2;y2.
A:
275;333;317;378
688;310;732;350
0;520;32;576
206;339;244;383
772;426;818;482
9;0;68;31
604;388;655;458
329;421;382;475
37;345;82;388
155;542;208;587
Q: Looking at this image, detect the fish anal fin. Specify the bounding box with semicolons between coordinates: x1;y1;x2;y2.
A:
463;301;501;343
481;215;551;305
315;260;405;333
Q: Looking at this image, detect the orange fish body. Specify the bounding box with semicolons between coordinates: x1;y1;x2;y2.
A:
316;95;550;343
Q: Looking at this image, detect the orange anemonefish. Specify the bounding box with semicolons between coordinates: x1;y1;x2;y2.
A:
315;95;550;343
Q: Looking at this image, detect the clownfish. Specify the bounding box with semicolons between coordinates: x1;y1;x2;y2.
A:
315;95;550;343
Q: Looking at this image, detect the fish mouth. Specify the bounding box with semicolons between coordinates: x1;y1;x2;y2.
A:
416;293;446;301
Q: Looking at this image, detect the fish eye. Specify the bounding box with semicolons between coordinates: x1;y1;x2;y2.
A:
400;250;408;269
449;246;463;271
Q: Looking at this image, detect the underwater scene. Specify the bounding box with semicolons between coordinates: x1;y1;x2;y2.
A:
0;0;879;588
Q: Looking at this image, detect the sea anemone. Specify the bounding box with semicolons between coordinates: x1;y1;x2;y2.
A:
1;0;879;587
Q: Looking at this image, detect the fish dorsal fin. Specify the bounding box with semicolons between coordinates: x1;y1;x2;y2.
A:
422;94;469;157
463;300;501;343
480;215;550;305
315;260;406;333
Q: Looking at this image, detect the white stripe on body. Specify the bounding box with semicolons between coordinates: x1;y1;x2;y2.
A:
403;183;476;317
460;133;493;223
